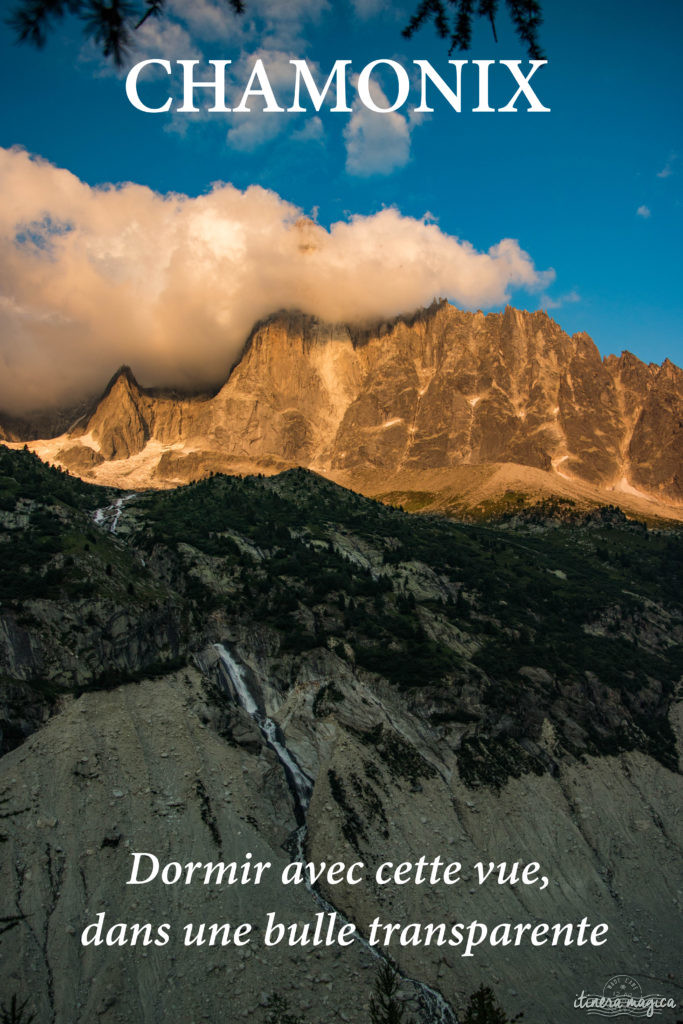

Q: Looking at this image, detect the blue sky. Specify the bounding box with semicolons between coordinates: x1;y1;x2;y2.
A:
0;0;681;394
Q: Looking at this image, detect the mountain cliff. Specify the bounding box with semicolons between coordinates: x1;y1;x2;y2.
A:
13;303;682;517
0;448;682;1023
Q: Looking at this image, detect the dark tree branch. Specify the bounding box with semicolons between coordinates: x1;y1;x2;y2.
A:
505;0;544;59
0;993;37;1024
82;1;136;65
454;0;476;53
403;0;543;58
9;0;543;65
0;913;27;937
8;0;81;48
8;0;246;65
479;0;499;42
134;0;164;32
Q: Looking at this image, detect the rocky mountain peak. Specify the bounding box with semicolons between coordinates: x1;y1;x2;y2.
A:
7;302;682;513
102;364;141;396
658;357;682;383
82;365;149;461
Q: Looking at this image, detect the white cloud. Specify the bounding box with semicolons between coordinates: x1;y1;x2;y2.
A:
350;0;406;22
223;49;300;150
83;4;417;166
0;147;554;414
636;205;651;219
656;153;676;179
84;0;328;81
344;76;412;176
344;106;411;176
125;46;331;152
351;0;389;15
225;112;285;150
291;116;325;142
82;14;193;76
134;16;195;59
540;288;581;310
255;0;329;49
167;0;242;42
167;0;328;52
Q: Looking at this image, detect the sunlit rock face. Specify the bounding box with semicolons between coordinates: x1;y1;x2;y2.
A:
8;302;682;510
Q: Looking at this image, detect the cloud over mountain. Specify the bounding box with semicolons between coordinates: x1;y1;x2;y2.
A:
0;147;553;413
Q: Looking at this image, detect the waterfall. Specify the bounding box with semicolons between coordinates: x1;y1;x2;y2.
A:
212;642;457;1024
93;494;134;535
110;497;126;533
214;643;313;814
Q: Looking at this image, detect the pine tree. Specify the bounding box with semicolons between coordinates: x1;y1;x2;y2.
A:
462;984;523;1024
369;962;415;1024
263;993;305;1024
0;995;36;1024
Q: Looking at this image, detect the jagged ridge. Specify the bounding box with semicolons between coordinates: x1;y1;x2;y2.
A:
6;302;682;511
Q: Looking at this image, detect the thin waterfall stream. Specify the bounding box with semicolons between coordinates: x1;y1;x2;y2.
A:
93;493;136;534
215;643;313;821
213;643;458;1024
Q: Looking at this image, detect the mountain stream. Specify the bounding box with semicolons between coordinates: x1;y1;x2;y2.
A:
93;494;135;534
